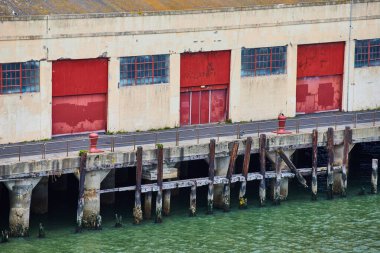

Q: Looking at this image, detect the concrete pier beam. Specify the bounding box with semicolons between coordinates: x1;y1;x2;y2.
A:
4;178;41;237
31;176;49;214
77;170;110;228
214;156;230;208
100;169;115;205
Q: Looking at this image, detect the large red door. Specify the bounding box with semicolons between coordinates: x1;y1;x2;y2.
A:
296;42;344;114
180;51;230;126
52;59;108;135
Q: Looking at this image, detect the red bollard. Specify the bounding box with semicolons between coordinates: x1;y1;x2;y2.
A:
273;113;291;134
89;133;104;153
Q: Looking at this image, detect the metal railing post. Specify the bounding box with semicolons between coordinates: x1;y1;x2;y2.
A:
373;111;376;126
257;122;260;137
111;137;115;152
354;113;357;128
296;120;300;134
155;133;158;145
176;128;179;146
18;146;21;161
236;124;240;139
216;126;220;142
334;115;337;130
66;141;69;157
134;135;136;150
316;118;319;130
196;128;200;145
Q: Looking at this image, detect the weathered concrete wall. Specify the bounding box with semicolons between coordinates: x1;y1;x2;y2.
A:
0;61;52;144
0;1;379;143
351;66;380;111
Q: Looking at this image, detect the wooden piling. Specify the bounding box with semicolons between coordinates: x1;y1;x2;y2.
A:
327;127;334;200
278;148;308;188
76;152;87;232
342;127;352;197
133;146;143;224
239;137;252;209
259;134;266;206
274;151;281;205
189;181;197;217
163;189;171;216
155;145;163;223
207;139;216;214
371;159;378;194
144;191;152;220
311;129;318;200
223;141;239;212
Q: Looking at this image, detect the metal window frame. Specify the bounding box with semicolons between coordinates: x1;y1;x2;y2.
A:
241;46;286;77
120;54;169;86
355;38;380;68
0;61;40;95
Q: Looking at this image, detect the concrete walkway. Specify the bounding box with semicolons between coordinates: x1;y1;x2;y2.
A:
0;110;379;163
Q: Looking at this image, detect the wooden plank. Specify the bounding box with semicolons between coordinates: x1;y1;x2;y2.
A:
155;145;164;223
372;159;378;194
189;181;197;217
278;148;308;188
341;126;352;197
239;137;252;209
327;127;334;200
223;141;239;212
274;151;282;205
76;152;87;232
259;134;267;206
133;146;143;224
312;129;318;200
207;139;215;214
163;189;171;216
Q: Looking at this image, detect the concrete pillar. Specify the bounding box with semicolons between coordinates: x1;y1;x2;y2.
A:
267;150;295;200
214;156;230;208
100;169;115;205
4;178;41;237
31;176;49;214
76;170;110;228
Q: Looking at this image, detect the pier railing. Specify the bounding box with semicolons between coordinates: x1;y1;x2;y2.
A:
1;110;379;161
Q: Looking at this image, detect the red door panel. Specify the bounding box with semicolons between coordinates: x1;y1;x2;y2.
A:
200;91;210;124
180;92;190;126
210;89;227;123
191;91;200;125
52;94;107;135
180;51;231;88
296;75;342;114
52;58;108;97
297;42;345;78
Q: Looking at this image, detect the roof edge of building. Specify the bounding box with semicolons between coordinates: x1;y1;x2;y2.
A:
0;0;376;21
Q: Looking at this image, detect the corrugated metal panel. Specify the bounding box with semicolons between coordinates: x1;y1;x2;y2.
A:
296;75;342;114
180;88;227;126
297;42;345;78
180;51;231;88
52;94;107;135
52;58;108;97
0;0;337;16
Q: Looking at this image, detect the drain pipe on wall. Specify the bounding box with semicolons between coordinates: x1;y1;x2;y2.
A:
346;0;354;112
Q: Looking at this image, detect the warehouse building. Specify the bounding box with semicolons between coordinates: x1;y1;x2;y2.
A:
0;0;379;144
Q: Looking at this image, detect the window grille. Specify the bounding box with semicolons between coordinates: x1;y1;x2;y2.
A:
355;39;380;68
120;54;169;86
241;46;287;77
0;61;40;94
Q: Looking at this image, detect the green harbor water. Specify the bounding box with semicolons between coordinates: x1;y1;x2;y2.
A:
1;182;379;253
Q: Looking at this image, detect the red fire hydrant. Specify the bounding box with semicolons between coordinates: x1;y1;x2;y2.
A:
273;113;291;134
89;133;104;153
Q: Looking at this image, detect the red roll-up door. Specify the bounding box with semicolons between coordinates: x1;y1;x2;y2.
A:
52;58;108;135
296;42;344;114
180;51;230;126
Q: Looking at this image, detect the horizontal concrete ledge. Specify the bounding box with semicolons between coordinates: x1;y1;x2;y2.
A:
0;126;378;181
98;166;338;194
